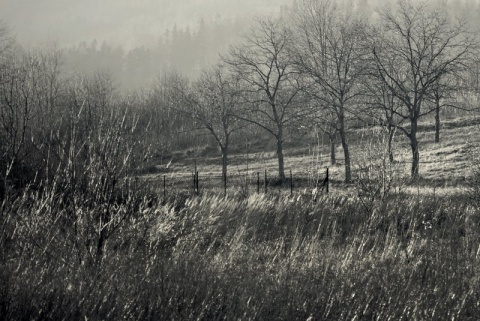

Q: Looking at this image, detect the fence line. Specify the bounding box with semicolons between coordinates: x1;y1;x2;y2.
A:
156;168;330;197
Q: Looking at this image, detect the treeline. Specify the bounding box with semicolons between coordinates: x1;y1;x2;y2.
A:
1;0;480;202
168;0;480;183
60;17;250;90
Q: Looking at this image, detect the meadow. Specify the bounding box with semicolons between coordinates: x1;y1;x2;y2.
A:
1;115;480;320
147;112;480;196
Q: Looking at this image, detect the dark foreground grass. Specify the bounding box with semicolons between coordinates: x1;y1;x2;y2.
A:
1;187;479;320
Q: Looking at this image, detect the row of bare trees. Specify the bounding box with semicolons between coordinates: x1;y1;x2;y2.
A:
0;0;478;195
169;0;478;183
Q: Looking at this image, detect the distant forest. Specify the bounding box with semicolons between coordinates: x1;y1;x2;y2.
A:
60;16;254;90
51;0;480;92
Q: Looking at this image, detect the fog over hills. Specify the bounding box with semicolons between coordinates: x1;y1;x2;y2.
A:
0;0;292;49
0;0;455;91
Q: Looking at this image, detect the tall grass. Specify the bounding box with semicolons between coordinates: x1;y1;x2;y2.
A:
1;183;479;320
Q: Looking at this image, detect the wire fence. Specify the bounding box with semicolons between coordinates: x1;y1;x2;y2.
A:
142;162;468;201
150;168;330;198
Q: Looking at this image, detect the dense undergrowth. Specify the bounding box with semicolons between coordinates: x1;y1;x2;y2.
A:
1;183;479;320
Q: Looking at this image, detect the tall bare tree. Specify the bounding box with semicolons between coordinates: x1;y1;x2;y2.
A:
176;64;244;182
225;18;303;181
426;72;470;144
370;0;476;178
361;70;404;163
146;71;198;154
0;53;39;198
291;0;368;183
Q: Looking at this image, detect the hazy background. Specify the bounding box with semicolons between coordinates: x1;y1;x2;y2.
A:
0;0;293;90
0;0;291;48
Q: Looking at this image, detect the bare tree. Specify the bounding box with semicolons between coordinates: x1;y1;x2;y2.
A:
225;18;303;181
0;20;14;62
291;0;368;183
370;0;476;178
303;94;339;166
0;53;38;198
0;47;64;199
176;64;244;183
145;71;198;156
426;73;469;144
317;111;338;167
361;73;404;163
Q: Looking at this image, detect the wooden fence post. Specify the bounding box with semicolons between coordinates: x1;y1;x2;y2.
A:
290;169;293;195
163;175;166;198
196;171;199;194
257;172;260;194
264;169;267;194
326;167;329;194
193;172;196;193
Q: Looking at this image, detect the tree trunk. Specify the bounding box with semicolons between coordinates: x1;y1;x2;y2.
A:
221;145;228;185
330;141;336;166
435;97;440;143
276;130;286;181
329;134;336;166
340;132;351;183
410;120;420;178
338;106;351;183
387;125;395;163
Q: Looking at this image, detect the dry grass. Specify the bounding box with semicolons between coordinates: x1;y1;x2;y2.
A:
1;182;480;320
2;115;480;320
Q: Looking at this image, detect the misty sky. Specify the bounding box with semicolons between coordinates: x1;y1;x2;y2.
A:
0;0;291;49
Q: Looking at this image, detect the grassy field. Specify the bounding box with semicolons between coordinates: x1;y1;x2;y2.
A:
2;189;479;320
146;115;480;195
1;116;480;320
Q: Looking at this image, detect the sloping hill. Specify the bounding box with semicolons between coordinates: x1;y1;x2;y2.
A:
145;115;480;194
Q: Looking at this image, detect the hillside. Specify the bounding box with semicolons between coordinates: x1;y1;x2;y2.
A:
145;114;480;194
